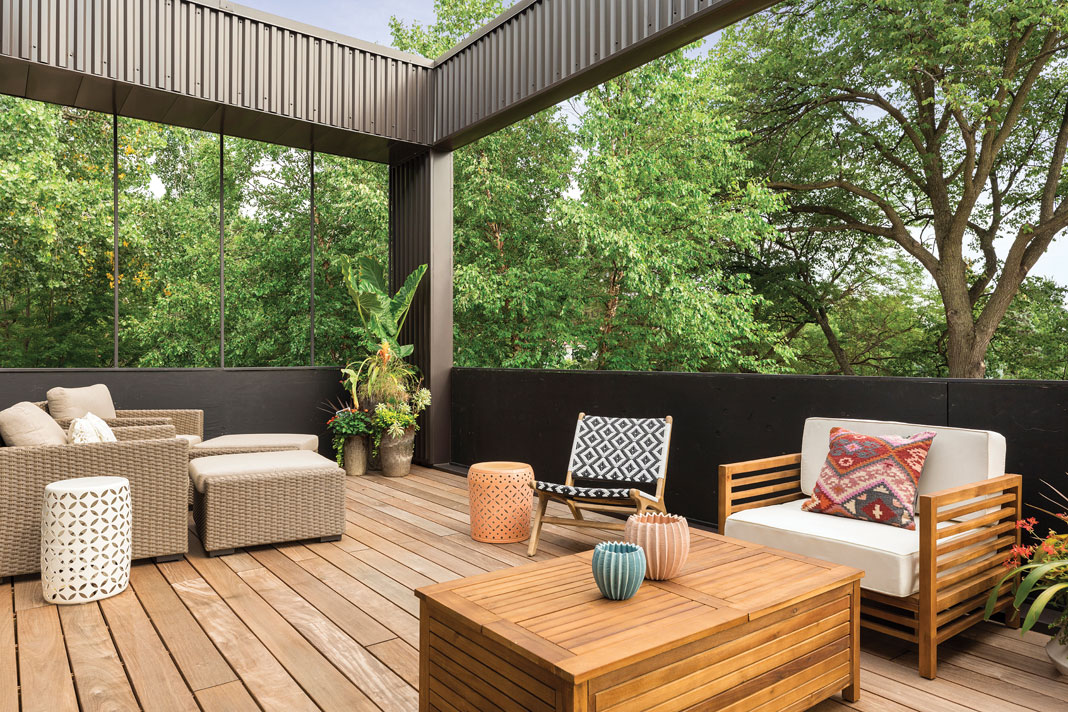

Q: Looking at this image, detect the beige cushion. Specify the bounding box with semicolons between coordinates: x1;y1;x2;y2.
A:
725;499;920;597
46;384;117;420
67;413;117;444
801;417;1006;497
0;401;68;447
176;434;203;446
188;450;338;492
194;433;319;452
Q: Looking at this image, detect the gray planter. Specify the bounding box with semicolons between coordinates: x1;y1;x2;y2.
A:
380;428;416;477
342;435;368;477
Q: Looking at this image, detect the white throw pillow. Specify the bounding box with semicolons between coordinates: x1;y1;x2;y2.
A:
67;412;117;444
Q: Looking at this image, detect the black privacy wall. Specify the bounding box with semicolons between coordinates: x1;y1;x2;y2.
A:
0;368;346;456
451;369;1068;531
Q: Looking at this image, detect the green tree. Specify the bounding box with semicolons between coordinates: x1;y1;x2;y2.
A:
392;0;583;369
0;98;114;366
565;51;787;371
719;0;1068;377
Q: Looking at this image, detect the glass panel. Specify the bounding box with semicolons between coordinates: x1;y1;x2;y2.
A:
117;119;221;366
312;153;389;366
223;138;311;367
0;97;114;367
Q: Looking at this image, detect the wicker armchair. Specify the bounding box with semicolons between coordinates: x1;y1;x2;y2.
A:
33;401;204;439
0;424;190;576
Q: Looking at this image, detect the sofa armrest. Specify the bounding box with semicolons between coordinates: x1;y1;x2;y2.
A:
718;453;805;531
117;409;204;438
112;424;178;442
188;444;299;459
918;474;1022;639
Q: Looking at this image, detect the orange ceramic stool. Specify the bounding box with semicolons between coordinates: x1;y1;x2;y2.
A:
468;462;534;543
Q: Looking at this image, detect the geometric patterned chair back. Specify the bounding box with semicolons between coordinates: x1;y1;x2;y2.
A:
567;415;672;484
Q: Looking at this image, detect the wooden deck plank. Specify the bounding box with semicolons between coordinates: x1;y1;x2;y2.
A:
184;546;381;712
128;563;237;691
57;603;140;712
248;547;395;647
98;588;200;712
0;583;16;712
17;606;78;712
193;681;260;712
2;466;1062;712
238;566;418;711
170;576;318;711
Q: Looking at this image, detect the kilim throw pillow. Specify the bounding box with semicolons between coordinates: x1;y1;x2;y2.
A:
801;426;936;530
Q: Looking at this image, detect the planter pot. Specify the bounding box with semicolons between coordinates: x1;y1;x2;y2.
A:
1047;636;1068;676
342;435;368;477
380;428;416;478
624;512;690;580
592;541;646;601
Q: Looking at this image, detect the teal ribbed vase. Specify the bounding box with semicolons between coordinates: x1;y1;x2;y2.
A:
592;541;646;601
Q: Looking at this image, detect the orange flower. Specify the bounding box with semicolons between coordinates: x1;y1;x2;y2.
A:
377;340;393;364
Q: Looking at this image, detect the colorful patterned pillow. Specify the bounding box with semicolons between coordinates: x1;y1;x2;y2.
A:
801;426;936;530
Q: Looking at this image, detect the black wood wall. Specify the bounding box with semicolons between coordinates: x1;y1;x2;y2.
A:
451;369;1068;530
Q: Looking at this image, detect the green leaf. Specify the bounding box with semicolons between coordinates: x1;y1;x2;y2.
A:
1023;583;1068;635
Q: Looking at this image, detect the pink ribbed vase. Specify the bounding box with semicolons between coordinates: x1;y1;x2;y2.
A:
624;513;690;580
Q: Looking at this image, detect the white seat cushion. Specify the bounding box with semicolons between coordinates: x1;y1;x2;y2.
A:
194;433;319;452
802;417;1006;496
46;384;117;420
188;450;338;492
176;434;203;446
725;499;920;597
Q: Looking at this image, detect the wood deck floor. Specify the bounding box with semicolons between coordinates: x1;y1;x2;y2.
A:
1;465;1063;711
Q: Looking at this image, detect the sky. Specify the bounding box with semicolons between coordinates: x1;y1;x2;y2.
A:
239;1;1067;286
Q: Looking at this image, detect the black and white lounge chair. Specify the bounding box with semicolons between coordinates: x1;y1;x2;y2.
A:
527;412;673;556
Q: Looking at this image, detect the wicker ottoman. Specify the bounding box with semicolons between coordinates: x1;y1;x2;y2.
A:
189;450;345;556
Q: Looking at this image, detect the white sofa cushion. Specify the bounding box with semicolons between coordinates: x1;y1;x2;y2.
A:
801;417;1006;497
194;433;319;452
725;498;920;597
188;449;337;492
46;384;117;420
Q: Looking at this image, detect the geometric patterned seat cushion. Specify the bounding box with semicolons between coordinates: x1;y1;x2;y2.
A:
801;426;936;530
533;481;658;502
568;415;671;484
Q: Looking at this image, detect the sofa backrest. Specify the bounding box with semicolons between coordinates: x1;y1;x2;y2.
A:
801;417;1006;496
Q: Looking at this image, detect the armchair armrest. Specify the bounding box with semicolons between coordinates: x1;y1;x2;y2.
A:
117;409;204;438
112;424;178;442
53;416;173;430
918;474;1022;643
718;453;805;531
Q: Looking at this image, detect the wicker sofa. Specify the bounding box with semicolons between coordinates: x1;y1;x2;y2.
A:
33;401;204;442
0;424;190;576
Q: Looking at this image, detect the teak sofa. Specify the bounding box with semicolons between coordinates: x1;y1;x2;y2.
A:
718;417;1022;679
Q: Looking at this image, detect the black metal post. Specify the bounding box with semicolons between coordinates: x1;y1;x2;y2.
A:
112;113;119;367
219;131;226;368
309;147;316;366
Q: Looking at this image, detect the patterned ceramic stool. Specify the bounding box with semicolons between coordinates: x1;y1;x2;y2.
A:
468;462;535;543
41;476;132;604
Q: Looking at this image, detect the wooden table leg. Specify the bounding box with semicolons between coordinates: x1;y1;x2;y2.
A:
843;579;861;702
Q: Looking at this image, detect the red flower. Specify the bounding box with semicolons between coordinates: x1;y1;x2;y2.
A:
1011;544;1035;560
1016;517;1039;531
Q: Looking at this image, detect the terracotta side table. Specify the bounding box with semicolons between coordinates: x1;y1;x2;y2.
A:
468;462;534;543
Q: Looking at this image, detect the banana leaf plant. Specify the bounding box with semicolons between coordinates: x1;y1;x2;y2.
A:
337;255;427;410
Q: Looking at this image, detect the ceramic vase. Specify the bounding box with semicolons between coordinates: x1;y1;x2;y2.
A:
380;428;416;477
342;435;368;477
1048;636;1068;676
592;541;646;601
624;512;690;580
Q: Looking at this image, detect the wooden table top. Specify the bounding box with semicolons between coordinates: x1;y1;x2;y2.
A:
417;529;863;683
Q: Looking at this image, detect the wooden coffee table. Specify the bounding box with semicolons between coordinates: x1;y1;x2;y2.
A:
416;529;862;712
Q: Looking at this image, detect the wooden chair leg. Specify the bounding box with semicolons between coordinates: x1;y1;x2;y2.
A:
566;501;584;521
1003;605;1022;629
528;493;549;557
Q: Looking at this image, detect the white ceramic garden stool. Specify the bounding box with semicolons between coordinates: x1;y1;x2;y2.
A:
41;476;132;604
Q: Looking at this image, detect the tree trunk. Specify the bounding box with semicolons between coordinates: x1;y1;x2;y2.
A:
944;319;989;378
814;306;855;376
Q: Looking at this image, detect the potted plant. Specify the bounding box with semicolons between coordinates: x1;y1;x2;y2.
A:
985;481;1068;674
326;407;372;477
372;387;431;477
